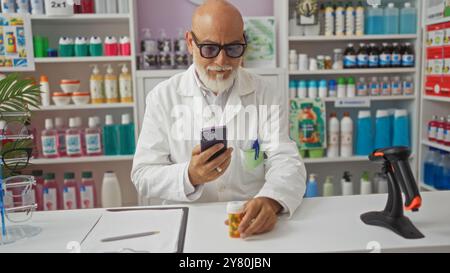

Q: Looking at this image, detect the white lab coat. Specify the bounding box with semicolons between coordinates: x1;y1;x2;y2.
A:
131;65;307;216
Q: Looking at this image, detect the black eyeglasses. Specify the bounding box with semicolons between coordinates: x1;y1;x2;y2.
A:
191;31;247;59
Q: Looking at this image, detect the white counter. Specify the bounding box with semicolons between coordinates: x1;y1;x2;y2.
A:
1;191;449;253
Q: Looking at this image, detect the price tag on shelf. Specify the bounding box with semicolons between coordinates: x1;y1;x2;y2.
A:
335;98;371;108
45;0;75;16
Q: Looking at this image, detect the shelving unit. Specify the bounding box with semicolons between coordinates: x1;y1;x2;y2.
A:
34;56;133;63
33;103;134;111
31;155;133;165
275;0;422;194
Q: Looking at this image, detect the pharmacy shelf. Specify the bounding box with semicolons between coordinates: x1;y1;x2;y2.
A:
136;68;285;78
420;182;438;192
30;14;131;23
423;95;450;103
422;140;450;153
289;68;416;75
31;155;134;165
425;16;450;27
303;156;369;164
322;95;417;102
33;103;134;111
35;56;133;63
289;34;418;42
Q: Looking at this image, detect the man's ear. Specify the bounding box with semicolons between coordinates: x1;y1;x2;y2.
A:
185;31;194;55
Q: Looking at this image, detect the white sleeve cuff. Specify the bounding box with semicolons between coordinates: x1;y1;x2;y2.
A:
182;162;204;201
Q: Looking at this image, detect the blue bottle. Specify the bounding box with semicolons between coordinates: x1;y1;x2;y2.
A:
442;153;450;190
356;111;373;156
375;110;391;149
118;114;136;155
400;2;417;34
328;80;337;97
393;109;410;148
384;3;400;35
305;174;319;198
366;5;384;35
423;148;439;186
103;115;120;156
434;152;446;190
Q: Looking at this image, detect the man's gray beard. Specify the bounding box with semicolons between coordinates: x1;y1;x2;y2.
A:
195;63;237;94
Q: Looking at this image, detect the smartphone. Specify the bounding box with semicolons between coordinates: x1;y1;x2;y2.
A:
201;126;227;162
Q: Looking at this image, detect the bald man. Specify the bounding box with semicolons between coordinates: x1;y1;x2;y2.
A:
132;0;307;238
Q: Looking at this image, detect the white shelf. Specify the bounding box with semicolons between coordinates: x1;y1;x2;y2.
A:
425;16;450;27
322;95;416;102
423;95;450;103
35;56;133;63
31;155;134;165
289;34;418;42
136;67;285;78
420;182;438;192
422;140;450;153
289;68;416;75
303;156;369;164
30;14;130;23
33;103;134;111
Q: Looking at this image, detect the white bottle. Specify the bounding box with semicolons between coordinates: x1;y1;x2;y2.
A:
324;3;335;36
297;81;307;99
341;171;354;196
40;75;50;107
355;1;365;36
345;3;355;36
106;0;118;14
360;172;372;195
375;173;388;194
337;78;346;98
1;0;15;13
101;171;122;208
340;112;353;157
31;0;45;15
335;3;345;36
308;81;318;99
16;0;30;13
95;0;107;14
318;80;328;98
346;78;356;98
327;113;340;158
118;0;129;14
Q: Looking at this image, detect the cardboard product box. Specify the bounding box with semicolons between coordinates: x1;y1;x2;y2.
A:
427;47;444;75
425;75;444;96
427;23;445;47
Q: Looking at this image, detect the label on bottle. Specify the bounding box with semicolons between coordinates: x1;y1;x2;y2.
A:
357;83;367;96
344;55;356;68
380;53;391;66
370;83;380;96
368;55;379;67
437;127;445;141
357;54;368;67
403;81;414;95
341;133;353;146
41;135;58;156
119;78;133;102
86;133;101;154
392;82;402;95
402;54;414;67
445;128;450;144
381;83;391;96
80;185;94;209
66;134;82;155
43;188;57;211
90;80;105;103
429;125;438;140
64;186;77;210
391;54;402;66
329;132;339;145
105;79;119;103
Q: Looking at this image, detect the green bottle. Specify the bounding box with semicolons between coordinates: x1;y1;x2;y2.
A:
118;114;136;155
103;115;120;156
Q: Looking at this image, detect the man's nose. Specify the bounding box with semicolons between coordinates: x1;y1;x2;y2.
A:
215;48;228;66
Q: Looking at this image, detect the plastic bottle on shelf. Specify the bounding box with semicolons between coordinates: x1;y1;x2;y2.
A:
323;176;335;197
85;117;103;156
63;172;80;210
119;64;133;103
401;42;415;67
80;171;97;209
328;80;337;97
90;65;105;104
335;2;345;36
103;115;120;156
104;64;119;103
16;0;30;13
175;35;190;69
370;77;380;96
381;76;392;96
66;118;83;157
374;110;391;149
384;3;399;35
445;115;450;146
437;116;447;144
341;171;354;196
393;109;410;148
402;76;414;95
346;77;356;97
119;114;136;155
337;77;346;98
2;0;16;13
308;80;318;99
39;75;50;107
340;112;353;157
380;43;392;68
324;3;335;36
119;36;131;56
318;3;326;36
318;80;328;98
89;36;103;57
327;113;340;158
344;43;357;69
289;80;297;100
41;119;59;159
356;43;368;68
94;0;107;14
159;40;174;69
400;2;417;34
423;148;439;186
55;117;67;157
390;43;402;67
356;110;373;156
305;174;319;198
428;115;439;142
31;0;45;15
368;43;380;68
360;171;372;195
104;36;119;56
356;77;368;96
391;76;402;96
442;154;450;190
345;2;355;36
118;0;129;14
434;152;447;190
297;80;308;99
44;173;62;211
106;0;118;14
81;0;95;13
366;3;384;35
333;48;344;70
355;1;365;36
101;171;122;208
